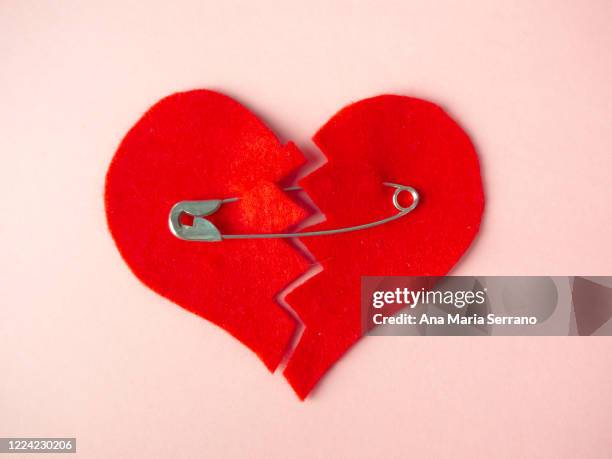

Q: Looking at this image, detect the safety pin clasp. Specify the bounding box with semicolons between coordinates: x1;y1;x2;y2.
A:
169;200;223;241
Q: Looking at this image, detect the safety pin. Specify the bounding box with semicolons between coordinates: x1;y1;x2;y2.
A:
169;182;419;242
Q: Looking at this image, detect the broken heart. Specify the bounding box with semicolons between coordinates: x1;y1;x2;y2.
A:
105;90;484;399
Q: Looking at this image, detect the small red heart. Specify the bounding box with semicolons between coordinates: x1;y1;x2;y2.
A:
105;90;484;399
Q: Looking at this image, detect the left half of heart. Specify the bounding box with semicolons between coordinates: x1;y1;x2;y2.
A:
105;90;311;373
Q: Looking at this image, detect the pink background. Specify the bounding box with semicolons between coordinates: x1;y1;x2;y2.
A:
1;1;611;457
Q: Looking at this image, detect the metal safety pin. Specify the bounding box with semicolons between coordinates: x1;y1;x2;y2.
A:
169;182;419;242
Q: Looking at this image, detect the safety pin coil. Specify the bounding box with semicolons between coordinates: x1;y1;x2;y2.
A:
169;182;419;242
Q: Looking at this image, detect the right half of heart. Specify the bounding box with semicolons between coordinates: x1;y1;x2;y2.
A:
285;95;484;398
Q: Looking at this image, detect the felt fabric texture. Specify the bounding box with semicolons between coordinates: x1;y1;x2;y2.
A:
105;90;484;400
105;90;309;371
284;95;484;398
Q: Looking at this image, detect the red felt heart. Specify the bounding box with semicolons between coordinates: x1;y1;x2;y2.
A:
105;90;484;399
